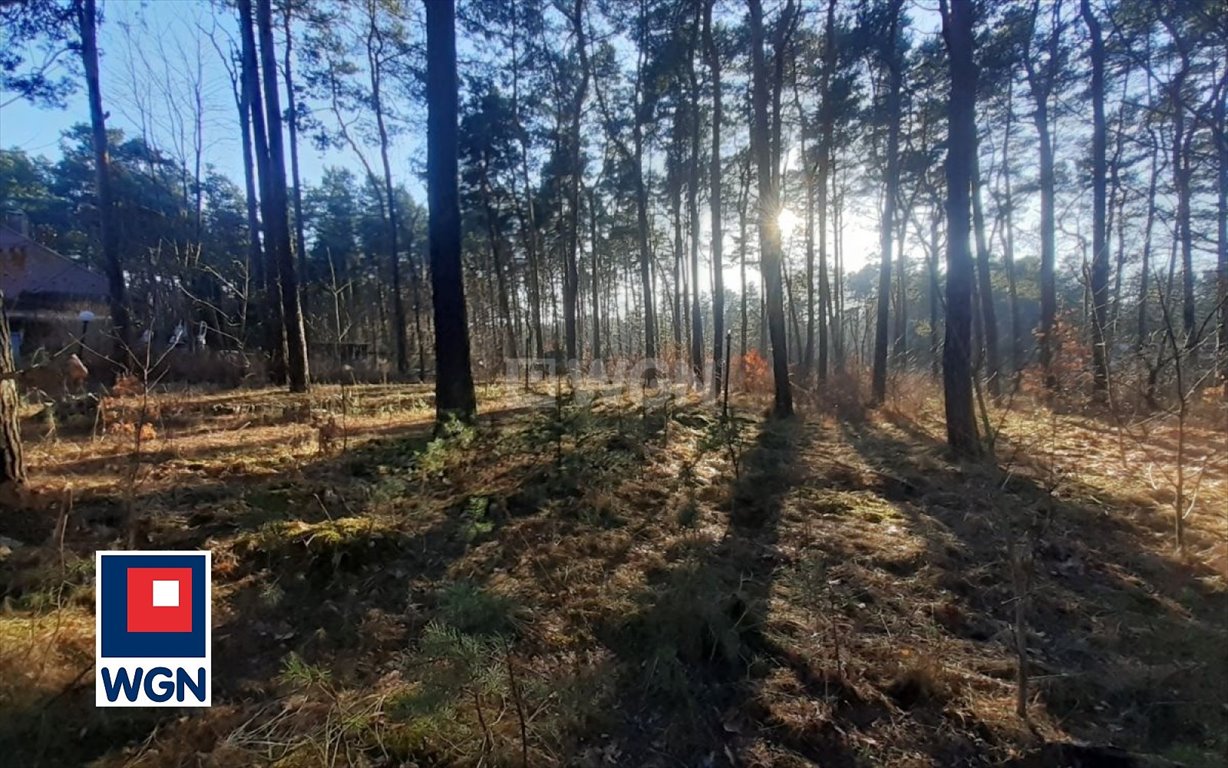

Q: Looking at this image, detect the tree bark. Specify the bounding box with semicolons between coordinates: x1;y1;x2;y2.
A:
233;48;265;333
589;186;602;366
238;0;287;383
366;1;409;376
563;0;589;365
0;295;25;490
687;21;704;384
1082;0;1109;398
816;0;836;384
1159;18;1196;354
749;0;792;417
76;0;131;362
283;5;309;317
939;0;980;456
256;0;309;392
704;0;724;397
971;150;1001;398
871;0;903;405
426;0;476;420
1216;65;1227;396
1023;0;1061;391
996;81;1023;384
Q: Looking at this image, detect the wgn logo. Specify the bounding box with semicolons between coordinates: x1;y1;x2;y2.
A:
95;551;211;707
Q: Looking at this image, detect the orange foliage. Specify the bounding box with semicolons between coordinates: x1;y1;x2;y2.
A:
738;350;771;393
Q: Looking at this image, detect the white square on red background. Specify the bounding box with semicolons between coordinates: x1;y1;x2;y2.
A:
152;580;180;608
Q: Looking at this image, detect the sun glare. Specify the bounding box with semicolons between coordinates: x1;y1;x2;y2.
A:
778;208;800;237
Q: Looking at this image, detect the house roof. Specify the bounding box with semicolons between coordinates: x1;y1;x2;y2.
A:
0;225;110;300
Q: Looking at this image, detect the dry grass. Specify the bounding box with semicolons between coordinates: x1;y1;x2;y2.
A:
0;380;1224;767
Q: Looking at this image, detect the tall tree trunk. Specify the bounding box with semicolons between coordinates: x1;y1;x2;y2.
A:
816;0;836;384
971;150;1001;398
1216;64;1228;396
688;29;704;384
704;0;724;396
894;190;911;364
928;209;941;379
563;0;589;364
509;1;544;360
256;0;309;392
1024;0;1061;390
738;152;750;362
671;190;684;353
871;0;903;405
77;0;131;361
589;187;602;366
1160;19;1196;354
366;4;409;376
283;6;309;317
939;0;980;456
480;168;515;363
405;208;428;381
801;129;816;376
749;0;792;417
231;39;264;336
426;0;476;420
997;82;1023;383
1136;127;1160;354
1081;0;1110;398
0;296;25;490
238;0;286;383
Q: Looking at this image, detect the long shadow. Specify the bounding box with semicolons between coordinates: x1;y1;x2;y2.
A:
838;414;1228;763
0;397;574;766
0;394;672;766
591;413;873;765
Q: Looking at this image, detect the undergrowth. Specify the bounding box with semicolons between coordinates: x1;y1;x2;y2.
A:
0;383;1224;767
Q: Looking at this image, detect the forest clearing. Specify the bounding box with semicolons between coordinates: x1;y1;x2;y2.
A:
2;0;1228;764
0;380;1224;767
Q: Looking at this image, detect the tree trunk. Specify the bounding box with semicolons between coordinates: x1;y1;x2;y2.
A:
688;28;704;384
509;2;544;361
749;0;792;417
816;0;836;384
997;82;1024;384
971;150;1001;398
1160;20;1195;354
939;0;980;456
77;0;131;362
1137;132;1159;354
480;168;515;363
426;0;476;420
283;6;309;316
871;0;903;405
237;0;287;383
563;0;589;364
367;4;410;376
1216;65;1228;396
0;295;25;490
1082;0;1109;398
589;187;602;366
1024;0;1061;391
738;152;750;362
256;0;309;392
704;0;724;396
232;37;265;335
928;210;941;379
894;191;910;364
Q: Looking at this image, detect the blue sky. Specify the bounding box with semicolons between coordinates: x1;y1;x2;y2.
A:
0;0;426;197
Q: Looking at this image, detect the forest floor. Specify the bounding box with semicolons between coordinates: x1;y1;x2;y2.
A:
0;380;1225;767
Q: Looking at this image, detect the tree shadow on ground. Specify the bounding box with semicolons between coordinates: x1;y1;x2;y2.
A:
592;413;878;766
0;397;566;766
0;391;677;766
838;413;1228;765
